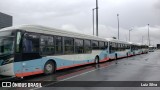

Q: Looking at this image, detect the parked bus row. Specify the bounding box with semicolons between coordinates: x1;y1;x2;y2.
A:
0;25;148;78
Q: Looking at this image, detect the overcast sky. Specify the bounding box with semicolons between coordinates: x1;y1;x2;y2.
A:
0;0;160;46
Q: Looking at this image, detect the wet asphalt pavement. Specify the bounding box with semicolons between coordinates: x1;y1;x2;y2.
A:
1;50;160;90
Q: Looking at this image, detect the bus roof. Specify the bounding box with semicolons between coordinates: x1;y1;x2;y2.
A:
105;38;130;44
149;46;154;47
128;42;140;46
0;25;108;42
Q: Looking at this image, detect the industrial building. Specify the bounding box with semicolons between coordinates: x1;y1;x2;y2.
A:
157;44;160;49
0;12;12;29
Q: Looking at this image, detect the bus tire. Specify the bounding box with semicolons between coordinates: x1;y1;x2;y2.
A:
44;61;55;75
95;56;99;64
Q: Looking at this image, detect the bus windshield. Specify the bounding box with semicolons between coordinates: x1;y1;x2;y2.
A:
0;31;15;65
0;37;14;55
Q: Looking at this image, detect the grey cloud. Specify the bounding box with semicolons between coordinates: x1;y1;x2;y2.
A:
154;0;160;10
0;0;160;45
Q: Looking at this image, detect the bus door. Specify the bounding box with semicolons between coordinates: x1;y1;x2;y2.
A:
21;33;42;76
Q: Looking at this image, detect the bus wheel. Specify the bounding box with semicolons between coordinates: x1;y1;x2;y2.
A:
95;56;99;64
44;61;55;75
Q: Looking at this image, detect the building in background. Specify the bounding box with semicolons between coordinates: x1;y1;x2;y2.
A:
0;12;12;29
157;44;160;49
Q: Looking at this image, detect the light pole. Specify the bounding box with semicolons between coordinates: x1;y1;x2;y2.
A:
96;0;99;36
129;29;132;42
148;24;150;46
92;8;96;35
117;14;119;40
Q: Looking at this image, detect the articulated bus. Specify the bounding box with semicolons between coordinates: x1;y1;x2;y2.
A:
0;25;110;78
0;25;147;78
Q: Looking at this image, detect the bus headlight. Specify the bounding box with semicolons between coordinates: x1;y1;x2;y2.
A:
2;57;14;65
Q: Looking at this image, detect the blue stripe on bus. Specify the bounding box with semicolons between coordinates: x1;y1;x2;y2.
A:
13;50;107;75
13;49;142;76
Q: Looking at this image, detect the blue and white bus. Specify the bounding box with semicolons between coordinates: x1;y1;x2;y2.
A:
129;42;143;55
106;38;131;59
149;46;154;52
0;25;110;78
141;44;149;54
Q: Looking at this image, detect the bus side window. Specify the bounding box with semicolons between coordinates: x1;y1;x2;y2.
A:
55;36;63;54
75;39;84;54
84;40;91;53
23;33;39;53
92;41;99;50
99;41;105;50
40;35;55;55
105;42;108;49
64;37;74;54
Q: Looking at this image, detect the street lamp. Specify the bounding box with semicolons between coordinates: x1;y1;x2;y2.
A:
148;24;150;46
117;14;119;40
92;8;96;36
129;29;132;42
96;0;99;36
